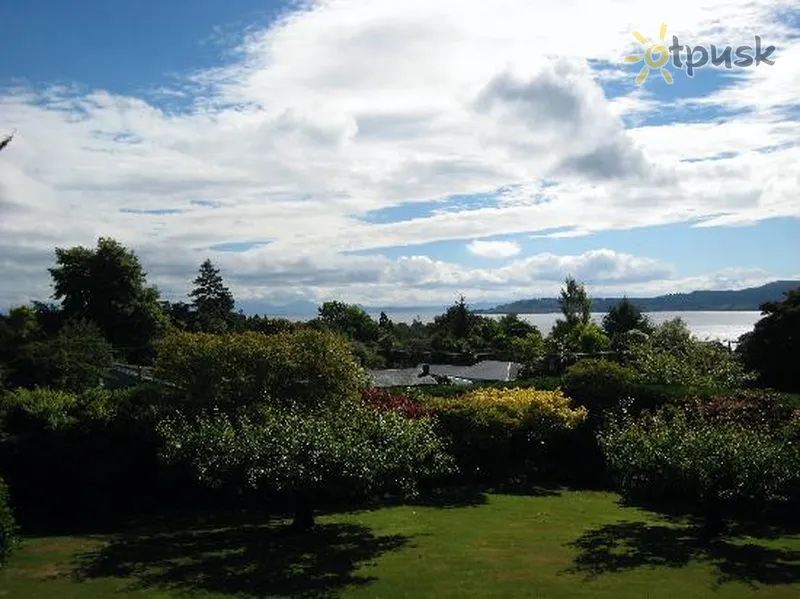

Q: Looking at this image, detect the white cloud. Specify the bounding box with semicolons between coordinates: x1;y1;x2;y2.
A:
0;0;798;307
466;240;521;258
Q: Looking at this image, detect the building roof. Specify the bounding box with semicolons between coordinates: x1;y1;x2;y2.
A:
369;368;439;388
369;360;522;388
427;360;521;382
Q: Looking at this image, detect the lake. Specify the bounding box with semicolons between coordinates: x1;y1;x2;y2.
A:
362;310;762;344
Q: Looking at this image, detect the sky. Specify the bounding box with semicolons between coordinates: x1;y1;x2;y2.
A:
1;0;799;311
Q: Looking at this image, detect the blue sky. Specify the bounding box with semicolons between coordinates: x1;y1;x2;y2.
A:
0;0;798;309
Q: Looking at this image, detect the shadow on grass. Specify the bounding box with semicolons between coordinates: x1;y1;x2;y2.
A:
567;520;800;587
349;479;563;513
70;518;409;598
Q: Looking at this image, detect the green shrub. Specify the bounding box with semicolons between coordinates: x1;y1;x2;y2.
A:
626;321;753;389
677;390;800;430
562;359;636;418
8;320;113;392
424;387;587;481
157;403;453;529
0;476;16;567
153;329;370;411
0;387;81;432
0;386;186;525
599;406;800;519
736;288;800;392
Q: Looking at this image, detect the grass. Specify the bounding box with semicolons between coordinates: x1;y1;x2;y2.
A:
2;490;799;598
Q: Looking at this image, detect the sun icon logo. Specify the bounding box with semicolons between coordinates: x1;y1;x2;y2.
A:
625;23;674;85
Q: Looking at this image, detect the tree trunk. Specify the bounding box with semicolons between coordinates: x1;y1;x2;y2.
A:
700;495;726;542
291;498;315;531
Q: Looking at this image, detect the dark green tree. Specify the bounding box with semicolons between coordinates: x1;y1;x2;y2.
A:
378;311;393;331
497;314;538;339
433;295;477;341
317;301;379;343
189;259;235;333
48;237;167;362
737;288;800;392
158;404;452;530
602;297;653;348
23;320;113;392
161;300;196;330
558;276;591;326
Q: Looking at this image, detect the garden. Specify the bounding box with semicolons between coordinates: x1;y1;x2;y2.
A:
0;239;799;597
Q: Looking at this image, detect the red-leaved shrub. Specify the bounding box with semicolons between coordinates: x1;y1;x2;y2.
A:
680;391;800;430
361;388;432;419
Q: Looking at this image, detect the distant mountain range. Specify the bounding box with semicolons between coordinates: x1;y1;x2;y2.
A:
475;280;800;315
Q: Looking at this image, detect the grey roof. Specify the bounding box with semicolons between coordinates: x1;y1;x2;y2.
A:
369;368;439;388
427;360;521;382
369;360;522;387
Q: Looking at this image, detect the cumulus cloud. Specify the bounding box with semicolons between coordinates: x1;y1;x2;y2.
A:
466;240;521;258
0;0;798;307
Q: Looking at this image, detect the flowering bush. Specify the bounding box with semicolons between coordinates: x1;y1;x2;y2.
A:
424;387;587;480
435;387;587;432
361;388;432;419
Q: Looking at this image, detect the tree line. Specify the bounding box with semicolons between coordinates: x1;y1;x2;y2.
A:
1;237;798;394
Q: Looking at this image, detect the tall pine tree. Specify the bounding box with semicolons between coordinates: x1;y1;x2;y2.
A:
189;259;235;333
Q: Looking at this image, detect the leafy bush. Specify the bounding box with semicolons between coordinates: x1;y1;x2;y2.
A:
547;321;611;356
0;476;16;567
4;319;113;392
626;319;753;389
599;406;800;523
361;388;432;419
424;387;587;481
153;329;370;411
0;386;188;525
157;404;453;529
737;288;800;392
678;390;800;430
562;359;636;418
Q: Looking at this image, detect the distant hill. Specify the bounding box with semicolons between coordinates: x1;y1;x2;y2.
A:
476;280;800;314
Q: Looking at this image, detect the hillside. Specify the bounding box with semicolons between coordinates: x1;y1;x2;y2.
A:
477;280;800;314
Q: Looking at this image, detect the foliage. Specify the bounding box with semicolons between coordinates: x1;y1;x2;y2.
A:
737;287;800;392
48;237;168;362
547;320;611;356
558;276;591;326
602;298;653;348
546;277;609;357
562;359;636;418
361;388;432;419
189;259;235;333
153;329;370;411
424;387;587;479
0;385;194;525
432;295;479;341
599;405;800;515
157;404;453;528
317;301;379;343
0;476;16;567
17;320;112;392
626;318;752;389
677;390;800;431
507;329;545;366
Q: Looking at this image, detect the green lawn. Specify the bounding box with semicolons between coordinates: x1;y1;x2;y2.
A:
2;490;799;598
